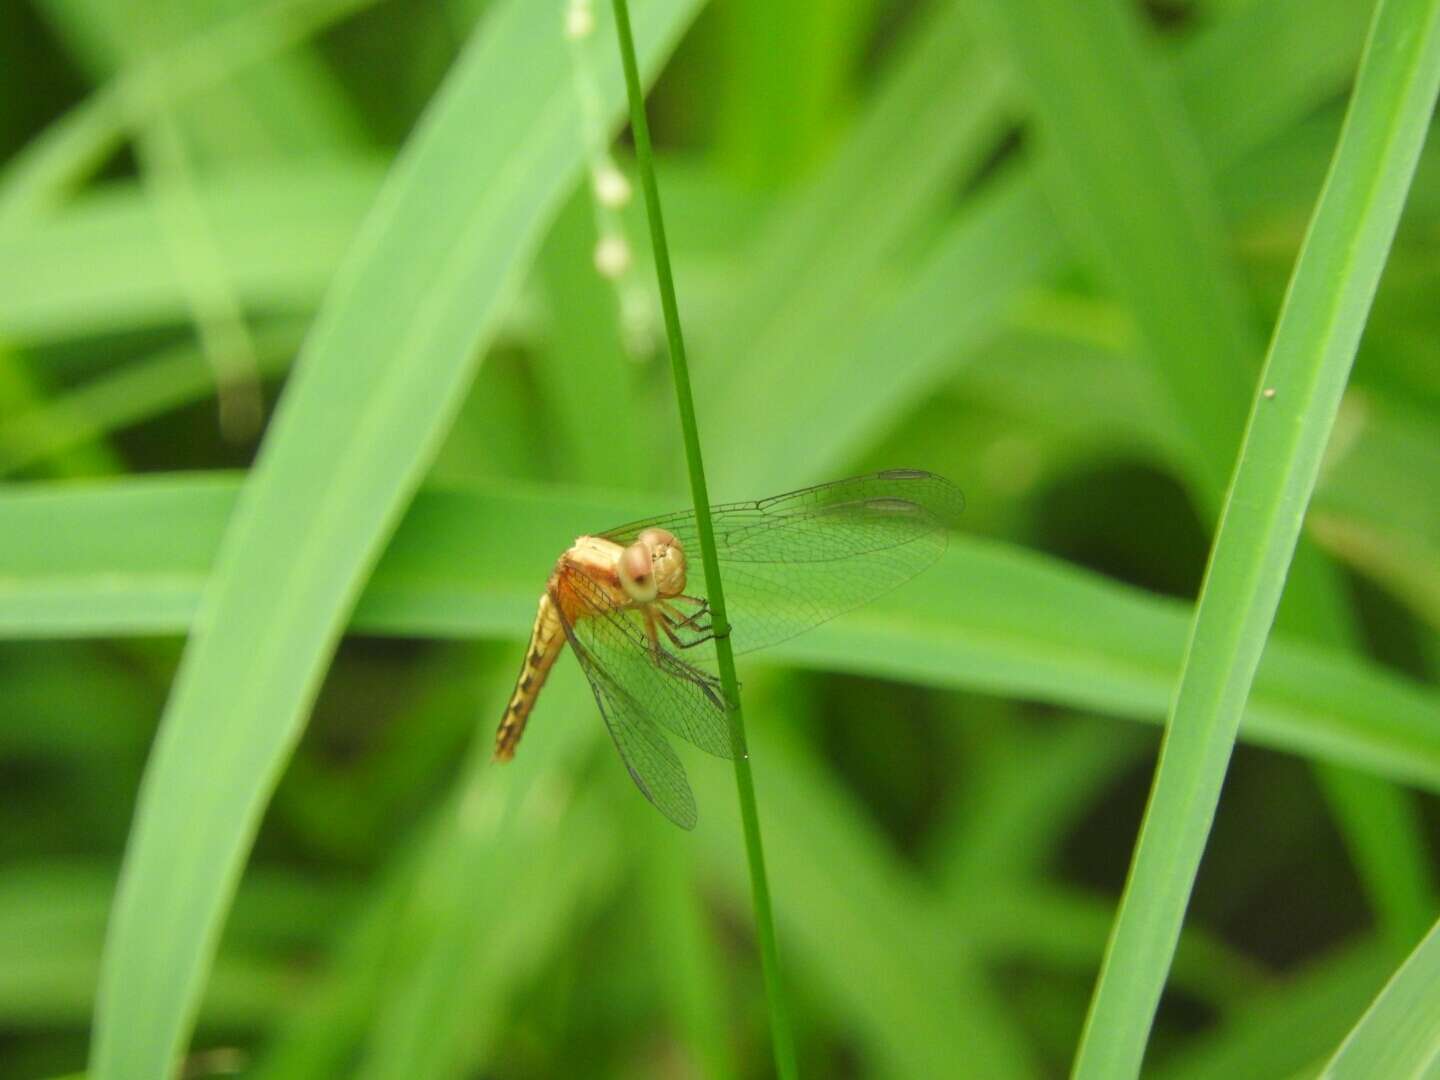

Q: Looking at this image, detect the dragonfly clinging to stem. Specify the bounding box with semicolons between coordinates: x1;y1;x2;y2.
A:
493;469;964;828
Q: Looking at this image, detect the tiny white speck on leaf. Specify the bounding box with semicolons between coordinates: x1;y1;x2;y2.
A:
1263;387;1277;400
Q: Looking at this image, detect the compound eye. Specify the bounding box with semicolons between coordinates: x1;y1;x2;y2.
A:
637;527;677;553
618;542;658;603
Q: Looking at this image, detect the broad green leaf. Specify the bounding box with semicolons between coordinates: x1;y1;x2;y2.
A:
86;0;705;1075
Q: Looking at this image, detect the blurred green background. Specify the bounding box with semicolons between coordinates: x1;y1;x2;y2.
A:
1;0;1438;1077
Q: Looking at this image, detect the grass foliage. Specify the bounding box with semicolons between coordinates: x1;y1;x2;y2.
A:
0;0;1437;1077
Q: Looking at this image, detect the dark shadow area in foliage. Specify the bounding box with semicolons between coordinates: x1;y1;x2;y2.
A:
1028;459;1211;600
267;638;481;871
807;670;955;861
0;3;89;160
1059;737;1377;973
1344;564;1436;682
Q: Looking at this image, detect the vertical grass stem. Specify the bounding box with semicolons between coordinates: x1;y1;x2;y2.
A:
608;2;799;1076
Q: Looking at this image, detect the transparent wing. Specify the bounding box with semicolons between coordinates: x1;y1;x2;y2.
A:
555;565;732;829
603;469;964;657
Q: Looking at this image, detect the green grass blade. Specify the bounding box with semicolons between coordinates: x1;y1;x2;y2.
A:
1320;916;1440;1078
86;1;703;1075
609;1;797;1074
1073;1;1440;1074
959;883;1266;1015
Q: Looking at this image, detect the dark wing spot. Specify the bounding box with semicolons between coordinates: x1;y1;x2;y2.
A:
530;649;543;665
520;675;534;692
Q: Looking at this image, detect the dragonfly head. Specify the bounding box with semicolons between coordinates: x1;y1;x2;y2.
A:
618;528;686;604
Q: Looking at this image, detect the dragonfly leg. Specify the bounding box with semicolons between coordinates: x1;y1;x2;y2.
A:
657;604;715;650
665;594;710;631
640;606;666;664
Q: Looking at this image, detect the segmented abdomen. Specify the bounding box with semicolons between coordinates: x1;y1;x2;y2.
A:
493;591;566;762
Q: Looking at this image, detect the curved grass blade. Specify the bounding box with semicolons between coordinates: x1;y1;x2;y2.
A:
1073;1;1440;1074
87;2;704;1076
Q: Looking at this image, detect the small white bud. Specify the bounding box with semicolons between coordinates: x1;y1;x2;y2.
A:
593;163;631;208
594;233;631;278
564;0;594;39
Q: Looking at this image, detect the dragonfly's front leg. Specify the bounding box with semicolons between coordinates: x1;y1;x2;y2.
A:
640;606;666;664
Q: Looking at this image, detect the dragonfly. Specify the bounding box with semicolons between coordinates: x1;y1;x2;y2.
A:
493;469;964;828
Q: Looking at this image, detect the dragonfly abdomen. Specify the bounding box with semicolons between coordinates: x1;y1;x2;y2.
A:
493;590;566;762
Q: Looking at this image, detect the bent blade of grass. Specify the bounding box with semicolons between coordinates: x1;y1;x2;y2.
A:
86;1;703;1076
1073;2;1440;1075
1320;916;1440;1078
